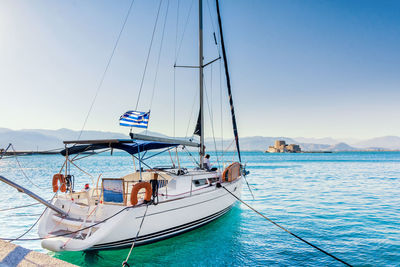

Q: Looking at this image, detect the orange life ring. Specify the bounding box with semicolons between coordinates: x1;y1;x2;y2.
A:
222;162;241;182
52;174;67;193
130;182;152;206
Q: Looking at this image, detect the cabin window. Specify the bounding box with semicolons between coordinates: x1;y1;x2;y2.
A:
208;177;219;183
193;179;208;187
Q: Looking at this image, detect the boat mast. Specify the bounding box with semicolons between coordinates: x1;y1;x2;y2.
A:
199;0;205;167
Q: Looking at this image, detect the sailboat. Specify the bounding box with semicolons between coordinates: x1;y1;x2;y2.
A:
37;0;247;252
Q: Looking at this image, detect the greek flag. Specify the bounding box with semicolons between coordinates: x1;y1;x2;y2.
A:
119;110;150;128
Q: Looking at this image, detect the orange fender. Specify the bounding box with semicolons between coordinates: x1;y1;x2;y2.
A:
52;173;67;193
222;162;241;182
130;182;152;206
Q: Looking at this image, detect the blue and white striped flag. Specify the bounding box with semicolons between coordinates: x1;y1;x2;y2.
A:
119;110;150;128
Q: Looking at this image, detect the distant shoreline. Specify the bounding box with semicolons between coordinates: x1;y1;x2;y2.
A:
2;150;400;157
1;151;96;156
264;150;400;153
1;151;60;155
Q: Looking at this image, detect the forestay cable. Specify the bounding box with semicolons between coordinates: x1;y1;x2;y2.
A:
149;0;171;113
135;0;163;110
77;0;135;140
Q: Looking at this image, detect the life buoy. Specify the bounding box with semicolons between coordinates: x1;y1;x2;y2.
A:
222;162;241;182
52;173;67;193
130;182;152;206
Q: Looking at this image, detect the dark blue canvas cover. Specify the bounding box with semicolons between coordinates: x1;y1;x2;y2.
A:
60;140;178;156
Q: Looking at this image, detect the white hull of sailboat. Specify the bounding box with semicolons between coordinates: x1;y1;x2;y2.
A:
39;178;242;252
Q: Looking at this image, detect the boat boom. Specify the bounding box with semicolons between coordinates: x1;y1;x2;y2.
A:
0;175;68;217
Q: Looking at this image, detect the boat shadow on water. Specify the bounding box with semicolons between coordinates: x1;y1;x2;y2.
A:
52;204;244;266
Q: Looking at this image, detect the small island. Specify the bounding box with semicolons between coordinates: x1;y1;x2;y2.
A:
266;140;301;153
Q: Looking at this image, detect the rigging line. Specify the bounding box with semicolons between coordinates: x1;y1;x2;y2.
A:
62;206;99;248
222;186;353;267
10;144;50;190
72;149;111;162
68;159;94;181
8;193;56;243
203;73;220;169
77;0;135;140
219;55;223;164
135;0;163;111
142;147;174;161
174;0;180;59
122;205;149;267
0;205;137;241
206;0;221;56
183;146;200;167
173;65;176;138
149;0;170;113
1;157;180;243
174;0;195;64
168;150;176;168
210;64;214;132
0;143;11;160
172;0;180;138
216;138;235;163
0;202;41;212
184;89;198;138
0;147;65;160
205;0;217;35
8;214;43;217
9;207;48;242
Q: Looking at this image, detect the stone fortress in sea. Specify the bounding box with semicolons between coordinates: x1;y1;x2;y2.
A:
266;140;301;153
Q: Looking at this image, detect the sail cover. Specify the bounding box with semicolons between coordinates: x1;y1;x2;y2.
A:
119;110;150;128
60;140;178;156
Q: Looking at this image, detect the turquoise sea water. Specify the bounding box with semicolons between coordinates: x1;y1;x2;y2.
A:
0;151;399;266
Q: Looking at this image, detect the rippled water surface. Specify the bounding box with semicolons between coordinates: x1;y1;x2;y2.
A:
1;151;399;266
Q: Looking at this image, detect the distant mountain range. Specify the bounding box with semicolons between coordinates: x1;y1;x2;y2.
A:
0;128;127;151
1;127;399;152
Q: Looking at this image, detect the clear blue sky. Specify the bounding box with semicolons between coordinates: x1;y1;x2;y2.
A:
1;0;399;139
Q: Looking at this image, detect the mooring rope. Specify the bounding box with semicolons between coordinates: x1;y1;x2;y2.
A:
7;193;56;242
122;204;149;267
0;205;136;241
8;206;48;242
0;202;41;212
222;186;352;267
